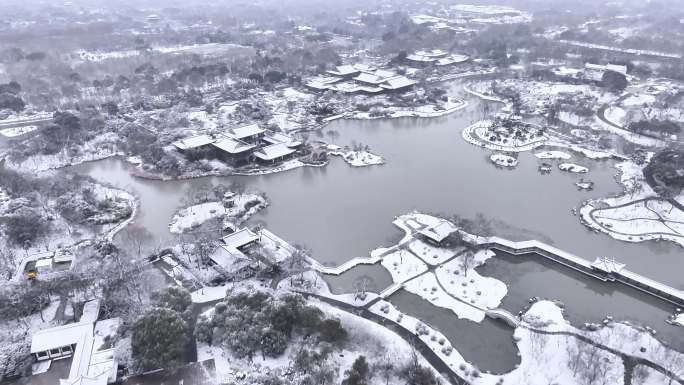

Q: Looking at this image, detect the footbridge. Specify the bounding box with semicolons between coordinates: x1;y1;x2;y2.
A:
486;308;520;327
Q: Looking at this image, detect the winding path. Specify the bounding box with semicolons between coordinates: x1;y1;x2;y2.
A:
305;291;684;385
586;196;684;242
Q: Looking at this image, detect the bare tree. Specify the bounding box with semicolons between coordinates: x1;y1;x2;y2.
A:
353;275;373;300
567;341;612;385
284;245;310;284
191;236;216;269
0;249;18;280
375;355;394;385
120;224;154;259
459;251;475;277
631;365;650;385
655;344;684;385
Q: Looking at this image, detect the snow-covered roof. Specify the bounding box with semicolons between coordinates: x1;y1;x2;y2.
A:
353;63;374;72
584;63;628;75
327;65;360;76
0;125;39;138
329;82;362;93
263;132;300;147
416;49;448;58
221;228;259;249
210;246;253;272
374;69;397;78
230;123;265;139
419;221;457;243
253;143;296;161
80;300;100;323
436;54;470;66
606;64;628;74
212;137;256;154
381;76;416;90
54;249;74;263
172;134;214;151
354;72;384;85
591;257;626;273
312;75;343;85
35;258;53;268
68;332;95;381
59;376;108;385
406;54;436;62
31;322;93;353
305;81;332;91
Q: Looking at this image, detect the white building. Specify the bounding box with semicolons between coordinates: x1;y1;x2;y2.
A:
30;300;119;385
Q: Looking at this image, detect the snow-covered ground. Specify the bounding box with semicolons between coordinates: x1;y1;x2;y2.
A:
168;193;267;233
593;114;667;148
604;106;627;127
462;120;547;152
559;163;589;173
197;297;446;385
404;272;487;322
297;212;683;384
490;153;518;167
435;250;508;311
380;249;428;283
6;132;121;172
534;150;572;160
0;125;39;138
371;297;681;385
557;40;682;60
329;149;385;167
579;157;684;247
674;313;684;327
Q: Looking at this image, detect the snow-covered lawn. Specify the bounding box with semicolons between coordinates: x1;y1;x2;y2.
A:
407;238;459;266
380;249;428;283
582;198;684;245
168;194;267;233
435;250;507;311
622;94;657;107
579;157;684;247
604;106;627;126
404;272;486;322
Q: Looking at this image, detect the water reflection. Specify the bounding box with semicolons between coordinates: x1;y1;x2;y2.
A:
478;251;684;352
390;290;520;374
